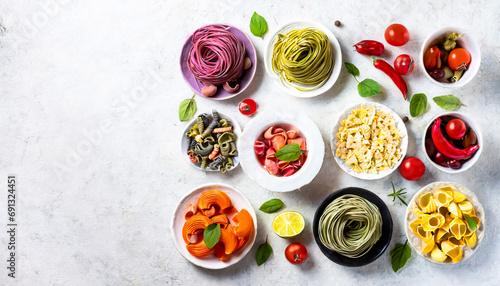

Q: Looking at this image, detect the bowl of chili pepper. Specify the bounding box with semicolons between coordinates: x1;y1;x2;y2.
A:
420;27;481;88
422;112;483;173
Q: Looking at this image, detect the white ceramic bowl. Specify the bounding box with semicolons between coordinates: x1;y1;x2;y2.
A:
180;110;241;172
238;110;325;192
420;26;481;88
405;181;485;265
421;112;483;174
264;21;342;98
171;183;257;269
330;103;408;180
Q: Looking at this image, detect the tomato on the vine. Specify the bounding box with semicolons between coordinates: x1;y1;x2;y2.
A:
394;54;414;75
399;157;425;181
448;48;471;71
384;24;410;46
238;99;257;116
285;243;307;265
446;119;466;140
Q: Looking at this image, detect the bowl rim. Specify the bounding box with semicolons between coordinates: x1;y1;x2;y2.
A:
170;182;258;269
330;102;408;180
419;26;481;88
421;111;483;174
312;187;393;267
405;181;485;265
179;23;258;101
238;110;325;192
263;20;342;98
180;110;242;172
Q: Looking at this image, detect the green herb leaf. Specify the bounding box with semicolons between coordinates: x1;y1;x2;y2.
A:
390;240;411;273
259;199;284;213
179;94;197;122
409;93;427;117
275;143;301;162
358;79;381;97
388;182;408;206
464;215;478;232
249;12;268;38
203;223;221;249
256;236;273;266
344;62;360;77
433;95;464;111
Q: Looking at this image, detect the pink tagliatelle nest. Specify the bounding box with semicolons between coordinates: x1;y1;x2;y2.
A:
187;25;246;86
254;126;308;177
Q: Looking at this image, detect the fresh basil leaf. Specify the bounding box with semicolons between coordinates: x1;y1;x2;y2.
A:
203;223;221;249
358;79;381;97
256;239;273;266
390;240;411;273
464;215;478;232
249;12;268;38
274;143;301;162
344;62;360;77
259;199;284;213
179;94;197;122
409;93;427;117
433;95;463;111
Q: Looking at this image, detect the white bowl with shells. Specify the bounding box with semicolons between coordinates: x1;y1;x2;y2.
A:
405;181;485;265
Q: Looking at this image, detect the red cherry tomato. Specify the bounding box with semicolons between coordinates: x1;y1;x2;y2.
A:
238;99;257;116
399;157;425;180
394;54;414;75
384;24;410;46
285;243;307;265
446;119;466;140
448;48;471;71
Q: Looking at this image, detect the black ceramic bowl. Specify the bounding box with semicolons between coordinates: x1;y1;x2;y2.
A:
313;187;393;267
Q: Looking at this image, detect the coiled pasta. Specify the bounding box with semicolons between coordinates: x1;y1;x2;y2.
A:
318;194;382;258
272;27;333;91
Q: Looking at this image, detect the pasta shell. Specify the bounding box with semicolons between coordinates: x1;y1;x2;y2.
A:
419;192;437;213
186;240;213;258
422;213;445;231
453;191;467;203
435;228;449;244
441;214;454;231
415;225;433;242
218;228;238;255
409;218;422;234
197;190;233;215
421;237;435;254
448;236;466;247
465;232;477;248
435;191;454;207
231;209;254;239
449;218;467;240
413;202;425;218
451;246;463;263
182;214;211;244
458;201;474;214
437;186;455;197
447;202;462;219
430;245;448;262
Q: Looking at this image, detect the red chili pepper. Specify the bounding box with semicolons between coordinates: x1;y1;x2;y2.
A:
371;57;408;100
353;40;384;56
431;118;479;160
423;46;441;71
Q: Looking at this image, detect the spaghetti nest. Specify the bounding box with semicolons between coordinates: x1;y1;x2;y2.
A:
272;27;334;91
318;194;382;258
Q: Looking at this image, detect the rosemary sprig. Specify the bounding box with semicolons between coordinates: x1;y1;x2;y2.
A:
388;182;408;206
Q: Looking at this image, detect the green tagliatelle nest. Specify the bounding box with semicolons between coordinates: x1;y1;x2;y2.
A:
272;27;334;91
318;194;382;258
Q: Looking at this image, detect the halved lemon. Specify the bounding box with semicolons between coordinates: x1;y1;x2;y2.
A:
272;211;305;238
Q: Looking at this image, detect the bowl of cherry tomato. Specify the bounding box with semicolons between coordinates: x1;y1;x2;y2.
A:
422;112;483;174
420;27;481;88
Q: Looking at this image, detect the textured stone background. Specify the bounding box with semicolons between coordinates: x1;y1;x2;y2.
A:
0;0;499;285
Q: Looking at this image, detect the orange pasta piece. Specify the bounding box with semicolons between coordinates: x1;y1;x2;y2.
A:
219;228;238;255
287;138;307;151
197;190;232;216
186;240;213;258
236;235;249;251
213;242;230;261
212;126;232;133
182;214;211;244
231;209;254;239
211;214;229;228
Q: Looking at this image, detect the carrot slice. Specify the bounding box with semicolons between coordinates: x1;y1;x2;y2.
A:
232;209;254;239
182;214;211;244
186;240;213;258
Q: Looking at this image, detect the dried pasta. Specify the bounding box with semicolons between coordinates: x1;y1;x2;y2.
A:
335;105;403;173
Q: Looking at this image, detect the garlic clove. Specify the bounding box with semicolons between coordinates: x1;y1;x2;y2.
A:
243;57;252;70
223;82;239;93
201;84;217;97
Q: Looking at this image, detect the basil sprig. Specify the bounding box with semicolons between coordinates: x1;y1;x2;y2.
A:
179;94;197;122
409;93;427;117
256;236;273;266
433;95;464;111
259;199;284;214
249;12;268;38
275;143;301;162
344;62;381;97
390;239;411;273
203;223;221;249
